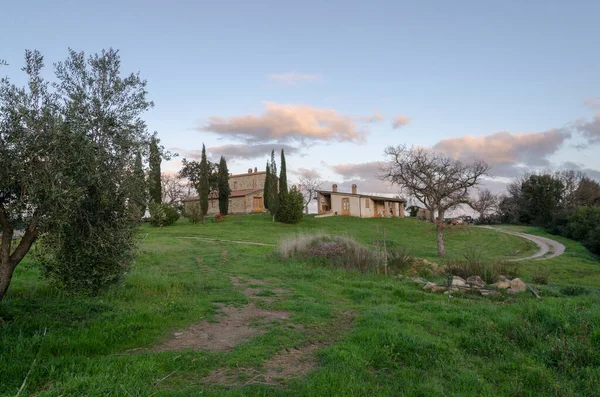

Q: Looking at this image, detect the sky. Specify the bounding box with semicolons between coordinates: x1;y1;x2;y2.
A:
2;0;600;203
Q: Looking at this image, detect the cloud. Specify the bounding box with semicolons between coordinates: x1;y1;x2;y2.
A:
206;143;299;160
364;112;384;123
584;97;600;111
291;167;322;179
267;72;319;87
432;129;571;177
560;161;600;181
331;161;382;180
200;102;368;143
392;115;410;129
576;113;600;144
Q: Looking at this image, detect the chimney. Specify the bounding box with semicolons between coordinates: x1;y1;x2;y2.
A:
254;167;257;173
332;184;338;193
352;184;357;194
248;168;252;174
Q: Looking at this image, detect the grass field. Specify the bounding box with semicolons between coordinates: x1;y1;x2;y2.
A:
1;215;599;396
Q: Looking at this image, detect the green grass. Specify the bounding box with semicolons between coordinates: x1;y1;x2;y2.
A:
1;215;599;396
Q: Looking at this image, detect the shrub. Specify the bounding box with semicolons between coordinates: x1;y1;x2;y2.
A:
149;202;180;227
532;267;550;285
548;206;600;255
386;247;414;274
276;187;304;224
443;249;519;284
278;233;378;273
183;202;202;224
214;213;226;223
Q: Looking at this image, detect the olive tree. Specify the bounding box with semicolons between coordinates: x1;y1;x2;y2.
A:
0;49;152;300
381;145;489;257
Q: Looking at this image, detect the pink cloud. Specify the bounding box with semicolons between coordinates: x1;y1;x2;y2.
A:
392;115;410;129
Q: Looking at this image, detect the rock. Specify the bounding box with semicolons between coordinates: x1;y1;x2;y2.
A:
479;289;501;296
410;277;426;284
423;282;446;293
507;278;527;294
451;276;467;287
466;276;486;288
498;275;509;282
490;280;511;289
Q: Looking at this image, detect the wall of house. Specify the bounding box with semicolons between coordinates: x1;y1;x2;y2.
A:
229;172;266;191
360;197;375;218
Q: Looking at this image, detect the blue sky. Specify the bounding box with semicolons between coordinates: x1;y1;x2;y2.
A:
2;0;600;194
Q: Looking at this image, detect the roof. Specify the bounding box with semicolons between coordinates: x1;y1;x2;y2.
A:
316;190;405;202
230;171;267;177
182;188;263;202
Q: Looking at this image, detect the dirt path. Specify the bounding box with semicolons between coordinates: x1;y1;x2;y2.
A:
177;236;276;247
477;226;566;261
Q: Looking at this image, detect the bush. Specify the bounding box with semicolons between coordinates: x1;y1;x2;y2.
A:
443;248;519;284
214;213;226;223
386;247;415;274
278;233;378;273
560;286;589;296
532;267;550;285
548;206;600;255
276;187;304;224
149;202;180;227
183;202;202;224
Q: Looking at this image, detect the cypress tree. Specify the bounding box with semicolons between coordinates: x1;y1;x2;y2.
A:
218;156;231;215
279;149;288;197
264;161;271;210
148;135;162;203
199;144;210;223
267;150;279;221
130;151;147;221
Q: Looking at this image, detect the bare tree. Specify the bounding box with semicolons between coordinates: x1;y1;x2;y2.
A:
381;145;490;257
161;173;188;205
298;173;323;214
470;188;498;219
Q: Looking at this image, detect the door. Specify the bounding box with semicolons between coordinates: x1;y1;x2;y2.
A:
341;198;350;215
253;196;263;212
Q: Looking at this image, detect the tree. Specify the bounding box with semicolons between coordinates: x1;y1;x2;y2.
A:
218;156;231;214
1;49;153;300
279;149;288;196
161;173;187;205
575;177;600;206
276;186;304;224
266;150;279;222
470;188;498;219
382;145;489;257
199;144;210;223
298;172;322;214
519;174;564;226
149;135;162;204
264;162;271;210
129;151;147;221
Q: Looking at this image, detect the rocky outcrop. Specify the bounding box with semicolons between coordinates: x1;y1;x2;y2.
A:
507;278;527;294
451;276;467;287
466;276;485;288
418;275;534;297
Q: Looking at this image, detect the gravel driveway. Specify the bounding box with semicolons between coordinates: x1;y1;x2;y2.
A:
477;226;566;261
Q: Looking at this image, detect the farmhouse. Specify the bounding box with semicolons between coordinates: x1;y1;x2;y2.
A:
316;184;405;218
182;167;267;215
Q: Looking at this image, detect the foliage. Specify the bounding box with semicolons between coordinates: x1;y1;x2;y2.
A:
148;134;162;204
149;202;180;227
0;48;152;300
264;162;271;210
386;247;415;273
178;158;219;194
406;205;420;217
532;267;550;285
214;213;226;223
279;148;288;196
470;188;498;219
183;202;202;224
129;151;147;222
444;248;519;284
198;144;210;223
266;150;279;220
217;156;231;215
161;173;188;205
550;206;600;255
276;186;304;224
519;174;564;226
278;233;378;272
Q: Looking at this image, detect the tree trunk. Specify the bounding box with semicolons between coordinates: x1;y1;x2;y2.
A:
436;210;446;257
305;206;309;215
0;216;39;302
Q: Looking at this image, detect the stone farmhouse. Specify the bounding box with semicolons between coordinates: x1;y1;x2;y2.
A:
316;184;405;218
182;167;267;215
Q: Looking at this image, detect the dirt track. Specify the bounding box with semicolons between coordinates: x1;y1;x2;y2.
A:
477;226;566;261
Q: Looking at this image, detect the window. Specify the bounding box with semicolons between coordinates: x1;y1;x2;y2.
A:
211;201;215;208
365;199;370;208
234;181;238;189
